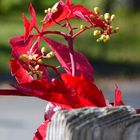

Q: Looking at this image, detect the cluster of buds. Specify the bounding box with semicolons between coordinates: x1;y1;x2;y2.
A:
19;52;43;80
28;64;43;80
19;48;54;80
44;6;58;14
41;47;54;58
93;7;120;42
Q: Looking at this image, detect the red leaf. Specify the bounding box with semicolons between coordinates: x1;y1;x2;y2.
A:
33;120;50;140
61;74;106;107
114;86;124;107
10;59;33;83
23;3;37;40
13;79;96;108
10;35;35;59
71;5;105;28
43;1;70;30
10;36;49;81
42;1;105;30
23;15;30;40
43;37;94;80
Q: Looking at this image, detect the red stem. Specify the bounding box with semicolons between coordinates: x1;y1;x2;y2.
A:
0;89;29;97
43;64;60;77
41;30;66;38
66;20;73;36
67;36;76;76
72;25;96;39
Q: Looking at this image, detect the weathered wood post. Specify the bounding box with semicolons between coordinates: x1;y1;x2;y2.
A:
46;106;140;140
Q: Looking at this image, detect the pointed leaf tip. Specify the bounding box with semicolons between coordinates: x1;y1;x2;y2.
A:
114;86;124;107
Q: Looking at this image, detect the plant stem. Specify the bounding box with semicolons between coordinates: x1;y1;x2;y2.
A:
0;90;29;96
72;25;96;39
67;36;76;76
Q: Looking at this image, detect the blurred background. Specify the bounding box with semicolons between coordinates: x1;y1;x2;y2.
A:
0;0;140;139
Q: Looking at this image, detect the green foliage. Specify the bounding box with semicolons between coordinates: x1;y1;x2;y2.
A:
0;0;140;76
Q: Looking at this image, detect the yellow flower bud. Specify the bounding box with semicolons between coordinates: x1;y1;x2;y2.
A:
114;27;120;32
110;14;115;21
48;8;52;12
37;59;43;65
19;54;28;63
103;35;110;42
98;15;104;20
94;7;100;14
41;47;47;55
80;25;86;30
52;7;58;13
47;51;54;58
93;30;101;36
96;38;102;42
100;34;106;40
104;13;110;21
89;14;94;19
44;9;48;14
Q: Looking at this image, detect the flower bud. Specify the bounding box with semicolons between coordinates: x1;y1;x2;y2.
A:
41;47;47;55
114;27;120;32
47;51;54;58
52;7;58;13
33;74;38;80
93;30;101;36
100;34;106;40
19;54;28;63
98;15;104;20
103;35;110;42
89;14;94;19
44;9;48;14
94;7;100;14
35;65;40;70
110;14;115;21
48;8;52;12
80;25;86;30
37;59;43;65
104;13;110;21
29;65;34;71
96;38;102;42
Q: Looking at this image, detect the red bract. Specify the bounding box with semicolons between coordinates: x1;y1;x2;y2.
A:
114;86;124;107
33;120;50;140
61;74;106;107
10;35;49;83
13;74;107;108
43;37;94;80
10;59;33;83
23;3;37;40
42;0;105;31
10;35;35;59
